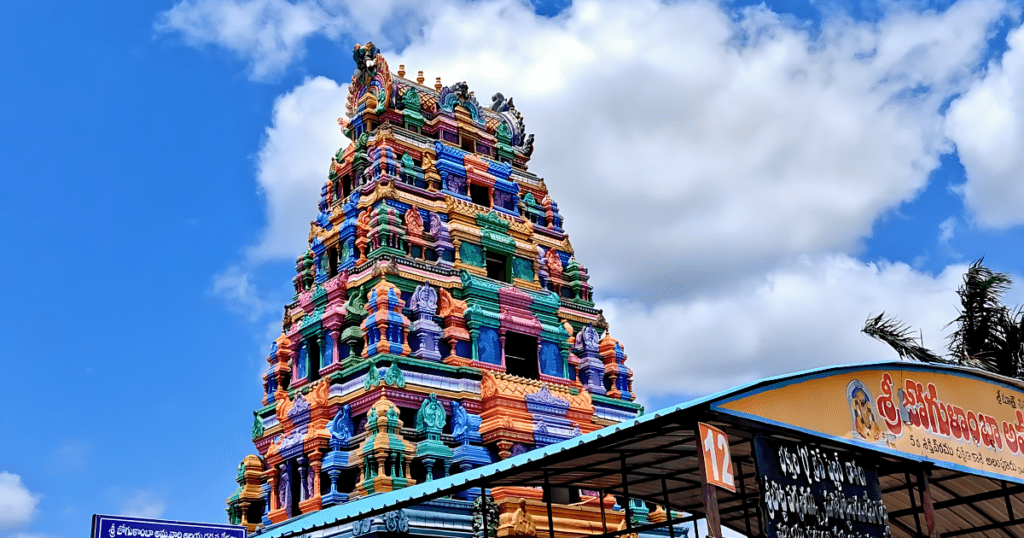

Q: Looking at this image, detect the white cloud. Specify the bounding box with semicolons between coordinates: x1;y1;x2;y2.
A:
120;491;166;520
155;0;430;79
212;264;276;320
159;0;1016;389
156;0;341;80
608;255;965;397
939;216;956;244
947;22;1024;229
387;0;1008;299
247;75;350;262
0;472;40;529
165;0;1010;296
209;75;349;313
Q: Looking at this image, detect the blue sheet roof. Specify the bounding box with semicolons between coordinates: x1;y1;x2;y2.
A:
257;360;1022;538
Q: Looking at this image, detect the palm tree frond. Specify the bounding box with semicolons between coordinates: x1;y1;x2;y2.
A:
947;258;1014;372
862;313;946;364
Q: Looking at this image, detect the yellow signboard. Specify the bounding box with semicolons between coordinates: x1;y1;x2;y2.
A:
714;365;1024;481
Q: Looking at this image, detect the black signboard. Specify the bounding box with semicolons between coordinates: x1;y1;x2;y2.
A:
753;435;889;538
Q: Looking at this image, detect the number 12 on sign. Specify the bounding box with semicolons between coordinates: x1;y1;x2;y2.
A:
698;423;736;492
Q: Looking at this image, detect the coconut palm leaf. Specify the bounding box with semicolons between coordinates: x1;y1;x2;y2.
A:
987;306;1024;379
862;313;946;364
946;259;1012;371
863;259;1024;381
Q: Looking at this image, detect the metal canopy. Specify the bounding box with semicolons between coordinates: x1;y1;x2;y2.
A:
259;362;1024;538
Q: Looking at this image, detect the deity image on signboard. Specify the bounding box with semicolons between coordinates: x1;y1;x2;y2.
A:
847;379;884;442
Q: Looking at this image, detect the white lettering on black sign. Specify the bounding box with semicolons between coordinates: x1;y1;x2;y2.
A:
754;436;889;538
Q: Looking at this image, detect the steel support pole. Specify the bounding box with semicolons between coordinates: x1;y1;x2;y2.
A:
1004;480;1016;520
544;471;556;538
749;439;765;535
661;478;675;538
736;462;752;538
599;489;608;534
918;468;939;538
906;472;922;536
619;454;634;530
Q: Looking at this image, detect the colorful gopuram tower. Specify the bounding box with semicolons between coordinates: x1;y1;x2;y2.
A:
227;42;652;538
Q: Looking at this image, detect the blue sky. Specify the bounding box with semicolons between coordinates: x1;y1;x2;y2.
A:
2;1;1024;538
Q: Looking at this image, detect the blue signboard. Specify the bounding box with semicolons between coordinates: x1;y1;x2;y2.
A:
753;435;889;538
91;515;246;538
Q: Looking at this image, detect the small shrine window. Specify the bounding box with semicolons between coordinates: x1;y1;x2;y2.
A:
504;332;539;380
470;184;491;208
410;245;423;259
308;338;322;381
404;122;420;134
342;174;353;198
399;406;418;432
424;248;438;262
485;250;509;282
287;464;302;515
460;136;475;152
476;142;491;156
327;247;338;277
247;501;264;524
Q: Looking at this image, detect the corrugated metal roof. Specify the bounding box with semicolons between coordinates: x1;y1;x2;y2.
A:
258;361;1024;538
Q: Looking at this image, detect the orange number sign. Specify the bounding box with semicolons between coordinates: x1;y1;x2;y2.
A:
698;423;736;492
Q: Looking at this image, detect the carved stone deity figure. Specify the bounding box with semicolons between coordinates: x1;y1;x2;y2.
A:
510;498;537;538
305;465;315;501
490;92;514;112
352;42;380;87
416;393;446;437
405;206;424;238
409;283;442;361
522;134;535;157
278;463;292;517
545;249;563;282
430;213;453;265
453;81;470;102
451;400;469;442
536;245;549;286
328;404;353;448
410;284;438;315
437;287;466;318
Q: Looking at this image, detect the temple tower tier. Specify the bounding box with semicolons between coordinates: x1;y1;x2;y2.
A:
231;42;647;538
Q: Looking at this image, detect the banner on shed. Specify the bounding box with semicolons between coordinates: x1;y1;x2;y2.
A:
716;366;1024;481
753;435;889;538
